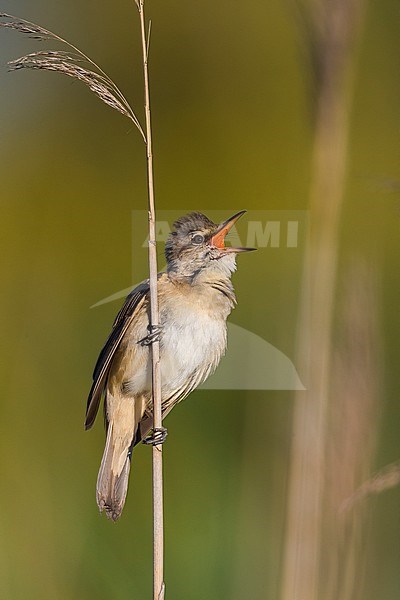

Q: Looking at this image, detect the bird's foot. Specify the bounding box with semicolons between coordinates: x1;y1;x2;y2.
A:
138;324;163;346
143;427;168;446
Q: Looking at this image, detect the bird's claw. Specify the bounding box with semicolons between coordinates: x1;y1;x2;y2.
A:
142;427;168;446
138;324;163;346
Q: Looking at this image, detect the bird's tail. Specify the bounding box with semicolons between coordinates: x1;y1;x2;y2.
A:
96;391;147;521
96;419;133;521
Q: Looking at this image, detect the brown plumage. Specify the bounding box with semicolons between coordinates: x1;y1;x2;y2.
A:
85;211;255;520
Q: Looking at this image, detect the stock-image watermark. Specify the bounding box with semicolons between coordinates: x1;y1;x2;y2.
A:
92;210;307;391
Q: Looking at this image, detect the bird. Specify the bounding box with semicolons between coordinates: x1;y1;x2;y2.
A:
85;210;255;521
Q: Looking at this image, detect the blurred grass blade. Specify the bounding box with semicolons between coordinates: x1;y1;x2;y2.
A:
341;460;400;513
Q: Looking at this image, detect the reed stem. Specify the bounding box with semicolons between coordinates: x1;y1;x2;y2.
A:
137;1;165;598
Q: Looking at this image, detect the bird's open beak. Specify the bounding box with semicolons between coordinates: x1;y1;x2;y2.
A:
210;210;257;253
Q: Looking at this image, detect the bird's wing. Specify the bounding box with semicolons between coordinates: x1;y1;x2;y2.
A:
85;280;150;430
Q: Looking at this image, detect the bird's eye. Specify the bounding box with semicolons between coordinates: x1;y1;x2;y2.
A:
191;234;204;245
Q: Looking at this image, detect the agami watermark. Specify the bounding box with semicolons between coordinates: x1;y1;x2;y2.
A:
137;211;306;250
91;210;307;391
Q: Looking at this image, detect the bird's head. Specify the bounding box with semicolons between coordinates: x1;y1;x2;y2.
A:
165;211;256;280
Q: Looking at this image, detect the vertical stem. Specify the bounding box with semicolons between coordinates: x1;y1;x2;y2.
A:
137;2;165;599
281;2;364;599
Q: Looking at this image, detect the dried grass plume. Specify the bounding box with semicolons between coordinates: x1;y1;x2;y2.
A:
0;13;146;141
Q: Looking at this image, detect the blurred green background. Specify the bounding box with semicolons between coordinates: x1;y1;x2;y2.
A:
1;1;399;599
